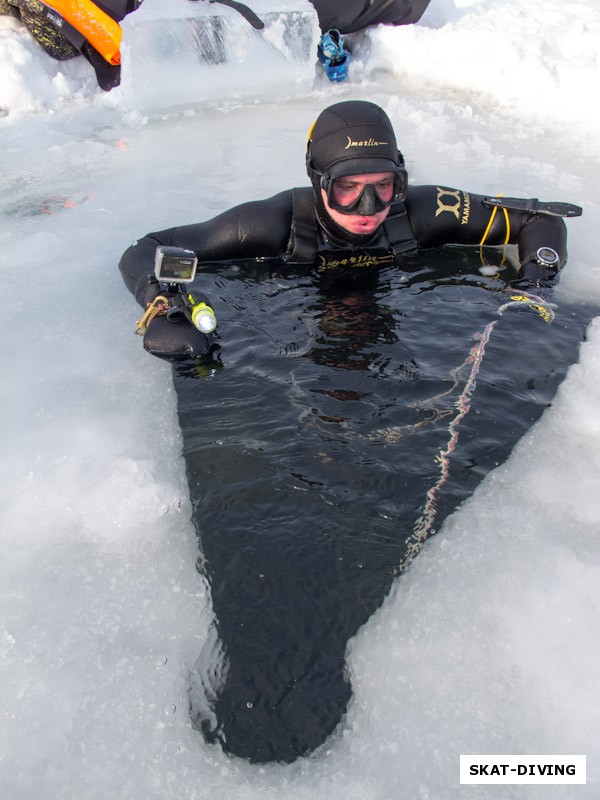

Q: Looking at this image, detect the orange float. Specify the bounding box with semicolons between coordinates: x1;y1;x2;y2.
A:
43;0;122;64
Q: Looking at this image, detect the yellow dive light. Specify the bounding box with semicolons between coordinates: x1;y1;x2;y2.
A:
189;297;218;334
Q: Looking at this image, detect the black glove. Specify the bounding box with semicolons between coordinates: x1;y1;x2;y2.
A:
511;260;557;291
143;314;215;362
142;277;164;307
139;276;218;361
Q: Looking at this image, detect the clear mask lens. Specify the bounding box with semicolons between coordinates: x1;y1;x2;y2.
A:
324;171;407;215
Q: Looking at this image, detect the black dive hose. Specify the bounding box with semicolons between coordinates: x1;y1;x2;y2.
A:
188;0;265;30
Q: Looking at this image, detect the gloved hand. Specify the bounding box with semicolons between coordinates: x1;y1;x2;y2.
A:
511;260;557;291
143;313;215;362
138;276;218;361
142;276;164;307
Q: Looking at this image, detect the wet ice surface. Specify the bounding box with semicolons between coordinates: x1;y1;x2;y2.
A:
1;0;600;797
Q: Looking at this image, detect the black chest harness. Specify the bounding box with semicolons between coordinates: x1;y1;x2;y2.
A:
285;188;418;272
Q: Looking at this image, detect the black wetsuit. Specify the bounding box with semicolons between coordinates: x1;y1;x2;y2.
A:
310;0;431;33
119;183;568;307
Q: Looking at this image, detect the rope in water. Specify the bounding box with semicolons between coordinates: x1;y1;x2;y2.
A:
400;290;556;572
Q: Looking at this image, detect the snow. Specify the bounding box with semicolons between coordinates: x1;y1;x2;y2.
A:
1;0;600;797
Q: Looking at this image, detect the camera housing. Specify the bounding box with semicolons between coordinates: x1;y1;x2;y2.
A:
154;246;198;284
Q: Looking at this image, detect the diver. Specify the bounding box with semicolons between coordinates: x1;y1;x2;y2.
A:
119;100;582;361
0;0;140;90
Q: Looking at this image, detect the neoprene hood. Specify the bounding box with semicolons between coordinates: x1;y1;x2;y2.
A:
307;101;405;179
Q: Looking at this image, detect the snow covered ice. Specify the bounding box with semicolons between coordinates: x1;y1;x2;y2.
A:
1;0;600;798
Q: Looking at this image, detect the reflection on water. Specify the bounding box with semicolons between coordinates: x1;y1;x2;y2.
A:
174;250;592;763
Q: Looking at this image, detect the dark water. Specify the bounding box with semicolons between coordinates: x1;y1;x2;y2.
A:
173;249;593;764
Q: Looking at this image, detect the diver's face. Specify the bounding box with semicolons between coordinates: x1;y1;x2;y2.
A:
321;172;393;236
